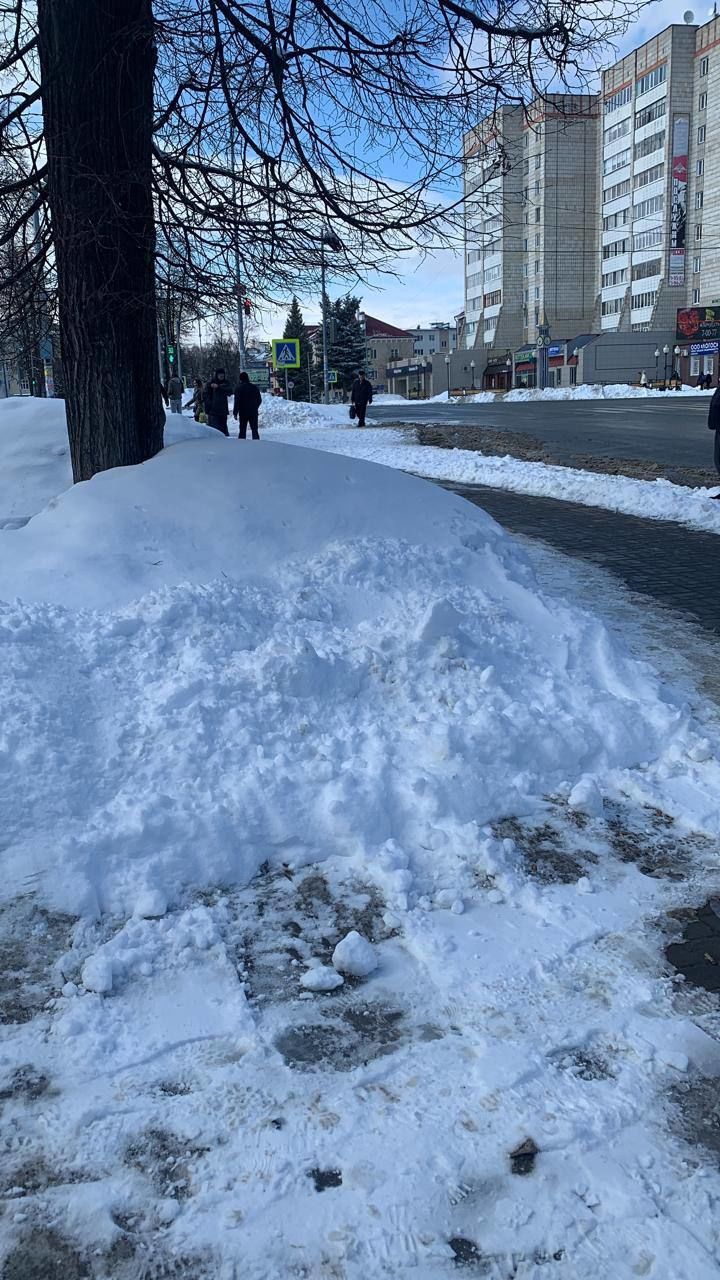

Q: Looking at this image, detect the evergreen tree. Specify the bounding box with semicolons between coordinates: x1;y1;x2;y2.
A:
282;296;312;401
328;295;366;395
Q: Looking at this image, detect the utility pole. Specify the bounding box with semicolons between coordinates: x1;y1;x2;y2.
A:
321;240;329;404
307;349;313;403
229;128;246;377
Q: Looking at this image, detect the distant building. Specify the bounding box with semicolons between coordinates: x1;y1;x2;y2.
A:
361;314;414;391
410;323;457;358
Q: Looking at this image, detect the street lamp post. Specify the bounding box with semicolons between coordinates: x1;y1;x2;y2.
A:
654;347;660;385
320;229;342;405
470;359;476;391
663;343;669;388
536;310;551;390
505;352;512;390
445;353;451;398
673;344;681;388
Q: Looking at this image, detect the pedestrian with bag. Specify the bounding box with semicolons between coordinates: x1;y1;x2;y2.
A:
203;368;232;436
708;382;720;497
350;370;372;428
187;377;207;422
233;371;262;440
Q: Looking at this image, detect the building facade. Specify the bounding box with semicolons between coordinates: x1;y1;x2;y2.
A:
362;315;414;391
463;95;600;359
599;24;696;333
411;323;457;357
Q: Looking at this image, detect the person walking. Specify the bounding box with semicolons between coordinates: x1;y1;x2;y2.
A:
167;372;184;414
187;377;206;421
350;370;373;428
203;368;232;436
709;384;720;497
233;371;262;440
639;370;647;388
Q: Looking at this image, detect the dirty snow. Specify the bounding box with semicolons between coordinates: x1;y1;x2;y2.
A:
1;397;720;1278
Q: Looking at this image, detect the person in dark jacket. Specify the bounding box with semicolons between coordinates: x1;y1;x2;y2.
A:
233;371;263;440
709;384;720;495
350;370;373;428
204;368;232;435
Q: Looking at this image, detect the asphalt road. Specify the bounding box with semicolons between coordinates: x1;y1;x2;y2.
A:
369;396;714;470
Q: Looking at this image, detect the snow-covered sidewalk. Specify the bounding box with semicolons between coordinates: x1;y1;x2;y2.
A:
1;397;720;1278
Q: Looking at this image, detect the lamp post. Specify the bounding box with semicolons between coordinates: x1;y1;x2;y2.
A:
662;343;669;388
445;353;451;398
470;358;476;391
536;310;551;390
673;344;681;388
505;351;512;390
320;228;342;404
654;347;660;385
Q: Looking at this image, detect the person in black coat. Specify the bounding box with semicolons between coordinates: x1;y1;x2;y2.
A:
203;368;232;435
708;384;720;496
233;371;263;440
350;370;373;427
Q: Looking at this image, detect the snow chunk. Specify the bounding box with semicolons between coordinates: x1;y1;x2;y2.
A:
568;776;604;817
300;966;345;992
332;931;378;978
81;953;114;994
134;888;168;919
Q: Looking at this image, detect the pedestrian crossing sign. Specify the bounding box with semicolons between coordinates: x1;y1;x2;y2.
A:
271;338;300;369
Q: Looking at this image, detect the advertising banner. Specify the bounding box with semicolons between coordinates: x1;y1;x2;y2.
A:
669;116;688;287
677;307;720;342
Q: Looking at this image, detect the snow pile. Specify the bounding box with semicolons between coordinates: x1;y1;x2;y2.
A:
506;383;713;402
0;395;214;526
265;422;720;534
0;402;708;919
430;389;496;403
2;397;720;1278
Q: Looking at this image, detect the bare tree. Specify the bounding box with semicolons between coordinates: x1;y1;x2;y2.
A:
1;0;640;480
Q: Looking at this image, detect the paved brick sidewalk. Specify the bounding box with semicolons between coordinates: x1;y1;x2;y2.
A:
444;483;720;637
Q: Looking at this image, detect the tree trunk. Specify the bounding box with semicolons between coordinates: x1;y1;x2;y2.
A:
37;0;163;482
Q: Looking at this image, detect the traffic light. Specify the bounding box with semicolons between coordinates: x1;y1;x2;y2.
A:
243;298;251;317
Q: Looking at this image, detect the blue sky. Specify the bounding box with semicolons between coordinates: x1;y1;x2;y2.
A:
259;0;704;339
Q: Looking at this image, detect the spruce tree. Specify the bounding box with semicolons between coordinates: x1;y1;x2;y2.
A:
282;296;312;401
327;296;366;395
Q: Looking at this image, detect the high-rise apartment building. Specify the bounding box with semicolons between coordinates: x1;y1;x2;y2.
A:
463;106;524;352
463;96;599;353
688;15;719;307
599;24;696;331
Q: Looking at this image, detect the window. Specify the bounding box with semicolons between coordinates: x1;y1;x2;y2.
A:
700;55;709;76
693;288;701;304
634;130;665;161
698;124;706;144
636;64;667;97
534;179;540;195
483;289;502;308
570;366;577;385
603;209;629;231
523;185;529;200
696;191;704;209
602;267;629;287
632;227;662;250
523;288;529;302
635;97;666;130
523;263;529;276
633;193;664;220
603;177;632;203
634;163;664;189
602;297;624;315
693;255;701;274
535;233;540;247
602;237;629;259
604;85;632;114
524;212;529;224
631;289;657;310
604;118;630;144
484;262;502;282
696;223;703;241
534;207;541;223
534;287;540;300
535;259;540;274
699;92;707;111
604;147;631;175
534;154;541;169
697;158;704;177
632;257;661;281
524;132;529;148
523;237;528;251
523;157;530;173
